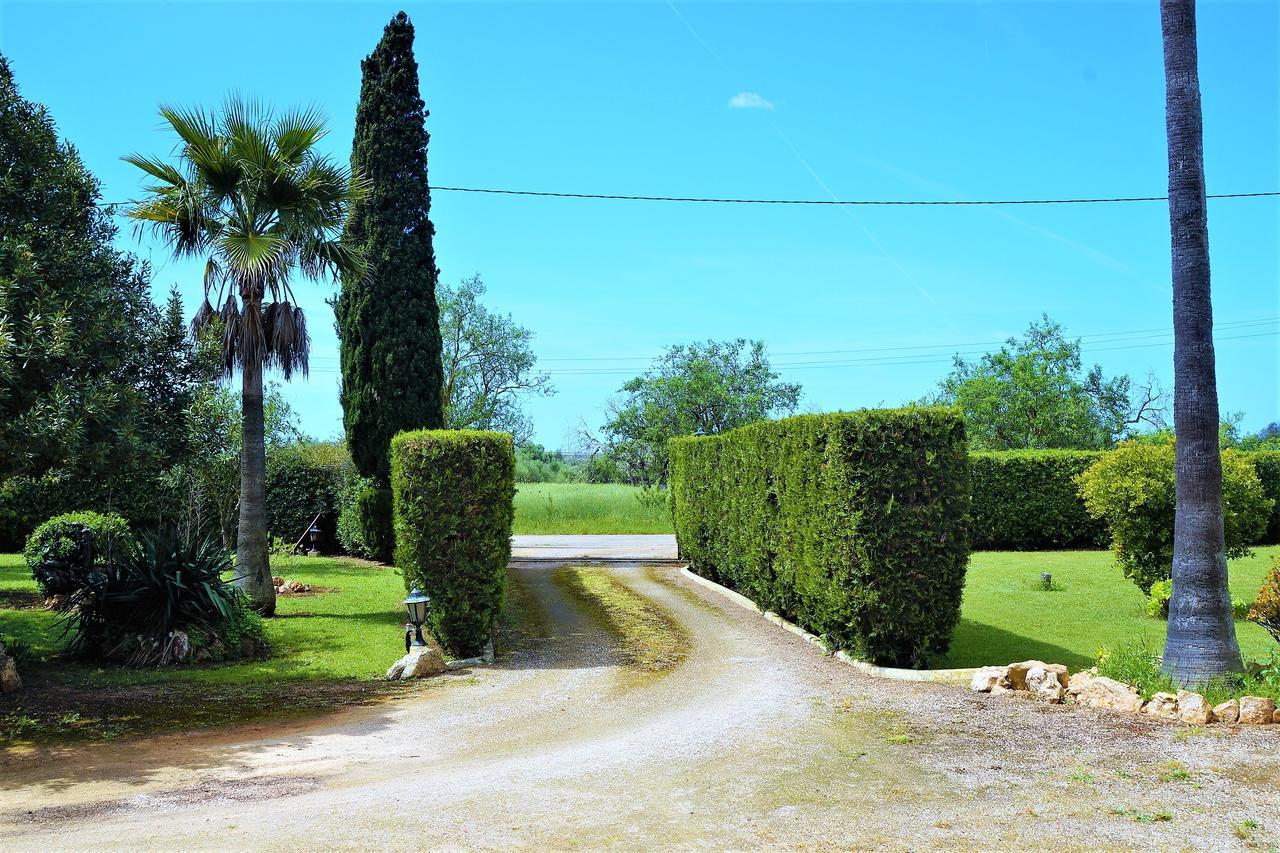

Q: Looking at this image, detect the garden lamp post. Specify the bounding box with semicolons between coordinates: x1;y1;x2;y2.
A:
306;523;321;557
404;588;430;653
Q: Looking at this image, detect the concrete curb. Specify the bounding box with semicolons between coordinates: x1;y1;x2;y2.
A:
445;638;496;671
680;567;980;687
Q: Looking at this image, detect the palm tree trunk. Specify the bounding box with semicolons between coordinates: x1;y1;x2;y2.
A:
236;357;276;615
1159;0;1241;684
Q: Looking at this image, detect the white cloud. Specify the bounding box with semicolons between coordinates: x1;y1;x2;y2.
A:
728;92;775;111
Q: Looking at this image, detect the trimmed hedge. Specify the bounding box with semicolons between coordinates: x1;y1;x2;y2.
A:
1251;451;1280;544
670;408;970;668
24;511;136;597
337;483;395;563
391;429;514;657
265;441;354;554
968;451;1108;550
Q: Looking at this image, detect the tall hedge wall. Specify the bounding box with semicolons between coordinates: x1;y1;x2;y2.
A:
390;429;514;657
968;450;1108;550
265;441;354;554
670;408;970;668
1252;451;1280;544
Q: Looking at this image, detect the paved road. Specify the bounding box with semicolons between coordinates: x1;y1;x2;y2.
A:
511;534;677;561
2;559;1278;849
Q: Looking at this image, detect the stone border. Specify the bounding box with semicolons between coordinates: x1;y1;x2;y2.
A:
679;567;980;686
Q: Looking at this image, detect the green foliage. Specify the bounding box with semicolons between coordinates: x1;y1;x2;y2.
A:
1096;640;1280;705
337;12;444;482
264;441;354;553
337;483;394;563
969;450;1108;549
61;529;264;667
923;315;1164;450
594;339;802;487
1078;440;1273;594
391;429;514;657
670;408;970;668
0;58;202;548
1249;555;1280;645
438;275;554;444
1147;579;1173;619
23;511;135;597
515;443;582;483
512;483;674;534
1248;451;1280;544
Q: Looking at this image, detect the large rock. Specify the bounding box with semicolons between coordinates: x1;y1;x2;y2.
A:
1025;666;1065;703
1212;699;1239;724
0;643;19;694
1143;692;1179;721
1078;676;1144;714
1007;660;1069;691
1066;670;1095;698
1238;696;1276;725
386;646;445;680
969;666;1009;693
1176;691;1212;725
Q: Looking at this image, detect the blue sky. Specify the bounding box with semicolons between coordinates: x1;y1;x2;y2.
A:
3;1;1277;447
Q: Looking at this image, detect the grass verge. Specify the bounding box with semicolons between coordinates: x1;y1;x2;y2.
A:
553;565;688;672
514;483;673;534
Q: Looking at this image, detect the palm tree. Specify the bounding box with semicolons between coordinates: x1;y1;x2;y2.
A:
1159;0;1243;683
125;99;365;614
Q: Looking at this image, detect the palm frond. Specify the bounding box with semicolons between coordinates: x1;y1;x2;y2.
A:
272;105;327;165
264;302;309;379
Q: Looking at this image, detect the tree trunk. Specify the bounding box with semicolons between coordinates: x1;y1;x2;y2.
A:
1159;0;1241;684
236;358;275;615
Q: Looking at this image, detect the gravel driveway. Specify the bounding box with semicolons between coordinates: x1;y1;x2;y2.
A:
2;561;1278;850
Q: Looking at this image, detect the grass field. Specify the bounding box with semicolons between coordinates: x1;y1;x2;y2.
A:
943;545;1279;669
514;482;674;534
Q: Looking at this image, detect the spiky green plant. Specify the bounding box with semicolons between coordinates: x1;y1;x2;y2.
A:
124;98;366;614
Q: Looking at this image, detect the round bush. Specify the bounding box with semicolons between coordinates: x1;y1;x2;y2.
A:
23;511;136;597
1077;441;1273;594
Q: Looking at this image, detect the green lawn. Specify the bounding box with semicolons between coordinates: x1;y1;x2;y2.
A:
0;554;409;688
514;482;674;534
943;546;1279;669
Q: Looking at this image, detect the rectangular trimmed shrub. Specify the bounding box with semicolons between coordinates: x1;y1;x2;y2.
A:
968;450;1108;550
390;429;515;657
670;408;970;668
1250;451;1280;544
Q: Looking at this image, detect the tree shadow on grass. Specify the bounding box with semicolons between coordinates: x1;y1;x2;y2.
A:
943;618;1092;670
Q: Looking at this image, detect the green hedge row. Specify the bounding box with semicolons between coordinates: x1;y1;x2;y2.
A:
391;429;515;657
968;450;1108;550
265;441;354;554
1253;451;1280;545
670;408;971;668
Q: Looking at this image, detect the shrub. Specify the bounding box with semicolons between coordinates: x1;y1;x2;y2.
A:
1147;579;1173;619
265;441;355;554
968;451;1107;549
337;482;394;563
23;511;136;598
1250;555;1280;645
670;408;970;668
1250;451;1280;544
391;430;514;657
1077;440;1272;594
61;529;265;666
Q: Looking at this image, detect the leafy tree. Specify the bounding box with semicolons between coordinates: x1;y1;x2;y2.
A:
0;55;197;546
1159;0;1242;683
126;98;365;614
587;339;801;486
923;315;1166;450
337;11;445;483
439;274;553;444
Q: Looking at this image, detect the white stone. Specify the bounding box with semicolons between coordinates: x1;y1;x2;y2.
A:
1066;671;1094;697
386;646;445;680
1025;667;1065;703
969;666;1008;693
1212;699;1239;724
1176;691;1211;725
1239;696;1276;725
1078;676;1144;714
1143;692;1179;720
1007;660;1069;691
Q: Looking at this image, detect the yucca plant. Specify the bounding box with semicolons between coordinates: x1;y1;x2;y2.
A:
124;98;366;614
61;529;252;666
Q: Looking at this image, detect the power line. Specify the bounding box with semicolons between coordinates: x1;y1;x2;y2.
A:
99;188;1280;210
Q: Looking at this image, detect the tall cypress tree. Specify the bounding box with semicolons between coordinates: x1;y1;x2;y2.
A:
337;11;445;482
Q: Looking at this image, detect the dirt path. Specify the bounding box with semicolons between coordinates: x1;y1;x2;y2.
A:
2;562;1278;850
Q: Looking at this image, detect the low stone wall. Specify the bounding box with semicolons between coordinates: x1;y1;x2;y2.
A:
971;660;1279;726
